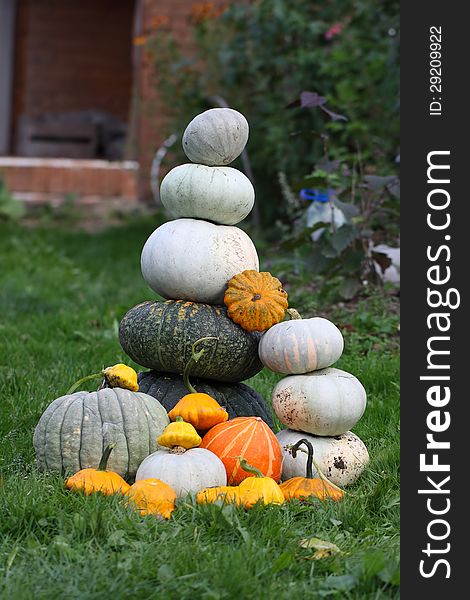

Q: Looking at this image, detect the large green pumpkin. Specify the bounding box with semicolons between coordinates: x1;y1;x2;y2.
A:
137;371;274;429
33;388;169;480
119;300;263;383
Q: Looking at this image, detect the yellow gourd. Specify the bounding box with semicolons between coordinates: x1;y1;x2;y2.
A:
237;458;285;508
169;393;228;431
157;417;202;450
66;364;139;394
102;364;139;391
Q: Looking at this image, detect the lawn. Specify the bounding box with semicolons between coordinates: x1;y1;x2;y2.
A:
0;219;400;599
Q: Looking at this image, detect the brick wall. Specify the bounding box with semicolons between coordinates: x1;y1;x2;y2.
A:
131;0;227;199
7;0;227;202
13;0;135;125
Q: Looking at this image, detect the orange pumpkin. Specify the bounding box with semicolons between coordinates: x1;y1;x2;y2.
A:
65;443;130;496
196;485;241;505
279;438;345;502
224;270;288;332
126;478;177;518
168;337;229;430
200;417;282;485
168;393;228;430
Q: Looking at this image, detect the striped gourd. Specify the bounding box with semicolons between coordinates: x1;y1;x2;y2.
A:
200;417;282;484
258;315;344;374
33;388;169;480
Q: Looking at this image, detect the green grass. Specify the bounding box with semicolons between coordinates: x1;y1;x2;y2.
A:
0;220;399;599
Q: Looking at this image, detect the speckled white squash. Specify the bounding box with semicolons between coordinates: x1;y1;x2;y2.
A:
135;447;227;497
182;108;249;166
33;388;170;480
160;164;254;225
272;367;366;436
276;429;369;487
258;316;344;374
141;218;259;304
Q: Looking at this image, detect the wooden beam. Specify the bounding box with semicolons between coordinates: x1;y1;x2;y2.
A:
0;0;17;155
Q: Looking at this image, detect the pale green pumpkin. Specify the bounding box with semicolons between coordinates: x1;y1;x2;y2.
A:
160;163;254;225
33;388;169;480
182;108;249;166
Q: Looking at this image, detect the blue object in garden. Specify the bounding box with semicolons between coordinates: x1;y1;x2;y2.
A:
301;188;346;241
300;188;333;203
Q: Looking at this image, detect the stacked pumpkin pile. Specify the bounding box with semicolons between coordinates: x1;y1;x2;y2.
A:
258;312;370;487
115;108;289;505
33;107;370;518
119;108;274;426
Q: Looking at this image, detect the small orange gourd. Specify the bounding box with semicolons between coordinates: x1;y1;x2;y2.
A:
168;338;229;430
65;443;130;495
126;478;177;518
224;270;288;332
279;439;345;502
196;485;241;505
237;459;285;508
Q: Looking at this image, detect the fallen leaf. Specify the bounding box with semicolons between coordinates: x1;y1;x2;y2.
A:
299;537;342;560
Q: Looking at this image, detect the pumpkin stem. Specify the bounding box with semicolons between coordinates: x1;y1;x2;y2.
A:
287;308;302;320
310;458;346;495
169;445;187;454
67;372;103;394
237;457;265;478
183;336;219;394
286;442;346;496
98;443;116;471
290;439;314;479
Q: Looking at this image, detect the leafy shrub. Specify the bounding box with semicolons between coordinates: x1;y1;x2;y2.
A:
146;0;399;224
0;179;25;221
276;160;400;300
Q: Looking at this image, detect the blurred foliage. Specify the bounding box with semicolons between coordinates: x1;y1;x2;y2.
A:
0;179;25;221
146;0;399;219
145;0;399;299
274;163;400;299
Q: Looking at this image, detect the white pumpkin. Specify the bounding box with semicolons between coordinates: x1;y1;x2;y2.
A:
182;108;249;166
272;367;366;436
135;447;227;498
160;164;254;225
141;218;259;304
258;315;344;374
276;429;369;487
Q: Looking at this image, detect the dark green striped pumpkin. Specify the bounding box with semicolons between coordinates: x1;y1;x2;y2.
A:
137;370;275;430
33;388;169;480
119;300;263;383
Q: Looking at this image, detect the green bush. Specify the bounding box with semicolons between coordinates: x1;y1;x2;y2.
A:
147;0;399;224
0;179;25;221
